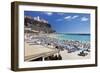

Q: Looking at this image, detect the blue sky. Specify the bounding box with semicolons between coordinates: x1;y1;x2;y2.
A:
24;11;90;34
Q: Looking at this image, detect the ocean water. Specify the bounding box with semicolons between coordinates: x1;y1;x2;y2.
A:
56;34;90;42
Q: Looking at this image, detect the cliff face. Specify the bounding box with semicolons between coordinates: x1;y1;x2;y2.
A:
24;16;55;33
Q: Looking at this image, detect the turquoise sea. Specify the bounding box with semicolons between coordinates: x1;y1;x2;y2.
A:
56;34;90;42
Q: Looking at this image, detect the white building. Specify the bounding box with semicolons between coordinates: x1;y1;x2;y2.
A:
33;16;48;23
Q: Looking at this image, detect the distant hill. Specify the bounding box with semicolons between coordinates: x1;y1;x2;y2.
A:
24;16;55;33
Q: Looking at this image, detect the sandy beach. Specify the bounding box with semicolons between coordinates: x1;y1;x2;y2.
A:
24;33;90;61
25;41;90;61
59;50;90;60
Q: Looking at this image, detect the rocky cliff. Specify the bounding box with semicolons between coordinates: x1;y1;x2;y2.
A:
24;16;55;33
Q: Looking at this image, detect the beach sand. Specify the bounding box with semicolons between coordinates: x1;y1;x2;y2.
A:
59;50;90;60
24;33;90;61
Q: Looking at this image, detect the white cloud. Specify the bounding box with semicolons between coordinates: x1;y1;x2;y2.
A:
72;15;79;19
56;19;63;21
64;15;78;20
64;16;71;19
44;12;53;16
81;17;88;21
